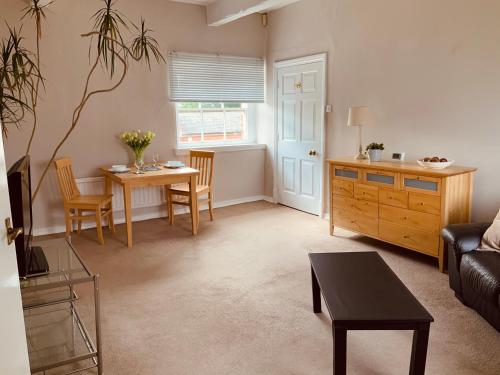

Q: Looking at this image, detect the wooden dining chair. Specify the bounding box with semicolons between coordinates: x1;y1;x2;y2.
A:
166;150;215;226
54;158;114;245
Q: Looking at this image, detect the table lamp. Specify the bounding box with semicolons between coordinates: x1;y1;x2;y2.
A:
347;106;370;160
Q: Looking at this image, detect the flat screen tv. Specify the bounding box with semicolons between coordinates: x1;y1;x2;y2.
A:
7;155;48;278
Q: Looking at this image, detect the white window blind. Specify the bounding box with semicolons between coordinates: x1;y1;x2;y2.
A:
168;52;265;103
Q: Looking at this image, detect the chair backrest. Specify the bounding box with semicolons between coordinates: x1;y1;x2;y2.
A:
54;158;81;202
189;150;215;187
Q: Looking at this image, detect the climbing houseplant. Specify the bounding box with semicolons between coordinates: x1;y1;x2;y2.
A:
22;0;50;155
0;25;41;138
30;0;165;200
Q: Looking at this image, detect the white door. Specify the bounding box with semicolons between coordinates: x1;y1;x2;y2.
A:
276;55;326;215
0;138;30;374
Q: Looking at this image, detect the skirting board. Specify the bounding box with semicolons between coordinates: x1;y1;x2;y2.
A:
34;195;274;236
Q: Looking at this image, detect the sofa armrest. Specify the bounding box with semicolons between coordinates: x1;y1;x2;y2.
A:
441;223;491;254
442;223;491;297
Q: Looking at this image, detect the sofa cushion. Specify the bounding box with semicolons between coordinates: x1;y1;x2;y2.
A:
480;209;500;251
461;252;500;307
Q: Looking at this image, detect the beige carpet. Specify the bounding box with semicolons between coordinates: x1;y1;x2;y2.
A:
49;201;499;374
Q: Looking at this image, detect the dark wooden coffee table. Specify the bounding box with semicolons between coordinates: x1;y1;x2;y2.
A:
309;252;434;375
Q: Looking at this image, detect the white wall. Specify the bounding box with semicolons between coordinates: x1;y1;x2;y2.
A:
264;0;500;221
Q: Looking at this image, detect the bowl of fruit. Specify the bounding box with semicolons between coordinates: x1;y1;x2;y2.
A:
417;156;455;169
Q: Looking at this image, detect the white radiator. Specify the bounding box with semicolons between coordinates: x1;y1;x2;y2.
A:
76;177;166;211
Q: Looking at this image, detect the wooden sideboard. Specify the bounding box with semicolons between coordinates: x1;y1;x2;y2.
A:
328;158;477;272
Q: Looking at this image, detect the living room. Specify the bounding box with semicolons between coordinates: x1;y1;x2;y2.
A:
0;0;498;374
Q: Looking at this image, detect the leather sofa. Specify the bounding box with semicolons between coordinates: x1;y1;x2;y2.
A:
442;223;500;331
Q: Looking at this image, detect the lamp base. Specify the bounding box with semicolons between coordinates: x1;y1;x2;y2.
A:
354;152;369;160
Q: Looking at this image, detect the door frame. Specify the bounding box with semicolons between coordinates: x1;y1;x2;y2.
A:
273;53;328;216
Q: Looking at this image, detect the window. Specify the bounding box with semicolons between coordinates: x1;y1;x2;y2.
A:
176;102;255;146
168;52;264;147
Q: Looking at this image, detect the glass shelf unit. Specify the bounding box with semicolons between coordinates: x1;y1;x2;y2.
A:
20;238;102;375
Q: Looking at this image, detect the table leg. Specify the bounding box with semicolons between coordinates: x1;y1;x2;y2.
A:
104;176;113;229
311;266;321;313
164;184;171;221
333;327;347;375
189;175;199;235
104;175;112;195
123;184;133;247
409;323;430;375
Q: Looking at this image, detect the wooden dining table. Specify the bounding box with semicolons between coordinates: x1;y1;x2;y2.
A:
100;166;200;247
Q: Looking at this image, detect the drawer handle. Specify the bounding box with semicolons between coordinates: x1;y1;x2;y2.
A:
403;217;408;220
403;235;409;239
420;202;425;206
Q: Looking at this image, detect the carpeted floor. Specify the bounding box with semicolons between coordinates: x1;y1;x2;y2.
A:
51;201;499;374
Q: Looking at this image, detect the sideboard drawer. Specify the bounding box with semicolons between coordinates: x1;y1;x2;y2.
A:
409;192;441;215
332;180;354;197
354;184;378;203
333;195;378;219
333;209;378;237
379;189;408;208
402;174;441;196
379;221;439;256
333;166;360;181
379;205;440;232
362;169;398;189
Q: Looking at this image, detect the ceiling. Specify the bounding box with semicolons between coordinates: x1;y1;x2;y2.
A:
169;0;216;5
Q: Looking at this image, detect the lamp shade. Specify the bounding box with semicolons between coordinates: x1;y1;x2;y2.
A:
347;106;370;127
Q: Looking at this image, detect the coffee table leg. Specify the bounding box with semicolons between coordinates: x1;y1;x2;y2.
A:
333;327;347;375
409;323;430;375
311;266;321;313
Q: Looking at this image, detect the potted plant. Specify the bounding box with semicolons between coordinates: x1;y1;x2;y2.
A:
366;142;384;161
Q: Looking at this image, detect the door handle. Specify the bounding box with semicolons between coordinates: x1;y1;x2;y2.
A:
308;150;318;157
5;218;23;245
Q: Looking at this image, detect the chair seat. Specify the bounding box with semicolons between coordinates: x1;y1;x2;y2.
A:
168;184;210;195
68;194;113;208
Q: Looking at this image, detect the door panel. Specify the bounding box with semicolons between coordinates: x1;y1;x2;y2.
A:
282;158;296;193
277;58;325;215
302;71;317;93
282;100;298;141
301;99;316;142
300;160;315;197
283;73;299;94
0;137;30;374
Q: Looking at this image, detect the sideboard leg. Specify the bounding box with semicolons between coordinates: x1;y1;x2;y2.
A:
438;238;446;273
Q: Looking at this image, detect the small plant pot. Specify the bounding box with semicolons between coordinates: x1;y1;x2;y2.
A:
368;149;383;162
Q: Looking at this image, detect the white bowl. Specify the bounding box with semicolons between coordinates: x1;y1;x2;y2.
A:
111;164;128;171
163;161;184;168
417;159;455;169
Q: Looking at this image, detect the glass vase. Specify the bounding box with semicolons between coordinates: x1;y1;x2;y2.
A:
134;149;145;171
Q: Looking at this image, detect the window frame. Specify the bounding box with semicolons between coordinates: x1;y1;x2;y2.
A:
174;102;257;149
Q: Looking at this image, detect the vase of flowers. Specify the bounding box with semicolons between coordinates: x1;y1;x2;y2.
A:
120;130;156;170
366;142;384;161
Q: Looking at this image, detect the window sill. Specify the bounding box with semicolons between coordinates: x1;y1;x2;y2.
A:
175;143;266;156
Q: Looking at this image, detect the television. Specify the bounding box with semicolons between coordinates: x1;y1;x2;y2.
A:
7;155;48;278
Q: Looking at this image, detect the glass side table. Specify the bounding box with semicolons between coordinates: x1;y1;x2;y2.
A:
20;238;102;375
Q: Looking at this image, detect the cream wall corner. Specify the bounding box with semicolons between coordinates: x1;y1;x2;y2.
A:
263;0;500;222
1;0;269;234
